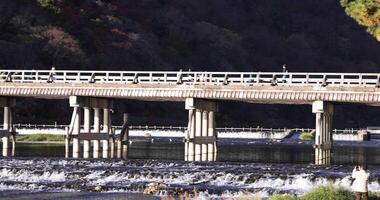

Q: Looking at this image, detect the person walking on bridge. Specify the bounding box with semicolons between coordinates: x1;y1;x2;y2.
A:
352;164;370;200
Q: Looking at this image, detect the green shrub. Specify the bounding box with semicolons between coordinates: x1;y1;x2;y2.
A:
299;132;314;141
268;185;378;200
269;194;299;200
36;0;61;14
369;192;380;200
300;185;354;200
17;134;64;142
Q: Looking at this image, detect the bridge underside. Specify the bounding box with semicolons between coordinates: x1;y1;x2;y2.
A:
0;83;380;105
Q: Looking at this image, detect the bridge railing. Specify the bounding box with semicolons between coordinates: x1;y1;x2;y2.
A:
1;70;379;87
6;123;362;134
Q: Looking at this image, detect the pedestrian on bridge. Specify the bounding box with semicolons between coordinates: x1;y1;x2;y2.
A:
352;164;370;200
47;66;56;83
281;64;288;83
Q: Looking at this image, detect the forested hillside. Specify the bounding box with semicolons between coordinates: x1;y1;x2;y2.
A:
2;0;380;127
1;0;380;72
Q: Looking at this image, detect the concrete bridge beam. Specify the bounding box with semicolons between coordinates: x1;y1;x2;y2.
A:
312;101;334;165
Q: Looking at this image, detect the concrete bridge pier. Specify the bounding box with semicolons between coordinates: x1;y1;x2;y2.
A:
312;101;334;165
185;109;195;161
195;109;202;161
83;107;91;158
117;113;129;159
185;98;217;162
93;108;100;158
65;127;70;158
102;108;110;158
208;111;216;161
3;104;10;156
69;96;113;159
201;111;208;161
0;98;15;157
72;107;81;158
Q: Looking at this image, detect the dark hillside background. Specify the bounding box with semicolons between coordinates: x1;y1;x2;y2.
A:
1;0;380;128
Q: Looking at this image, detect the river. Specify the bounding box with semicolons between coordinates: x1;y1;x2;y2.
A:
0;135;380;199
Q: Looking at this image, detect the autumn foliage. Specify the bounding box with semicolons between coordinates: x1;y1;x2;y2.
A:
341;0;380;41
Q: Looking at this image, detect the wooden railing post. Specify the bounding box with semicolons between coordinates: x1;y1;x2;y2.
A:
256;72;260;85
63;71;67;82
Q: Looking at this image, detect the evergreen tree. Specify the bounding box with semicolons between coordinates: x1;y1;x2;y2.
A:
340;0;380;41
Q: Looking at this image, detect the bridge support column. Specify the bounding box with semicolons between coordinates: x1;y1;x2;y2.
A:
2;106;10;157
72;108;81;158
69;96;113;159
102;108;110;158
93;108;100;158
185;109;195;161
1;98;15;157
65;127;70;158
185;98;217;162
312;101;334;165
201;111;208;161
208;111;216;161
195;109;202;161
117;113;129;159
83;107;91;158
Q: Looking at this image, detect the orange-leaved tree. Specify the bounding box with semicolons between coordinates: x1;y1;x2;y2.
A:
340;0;380;41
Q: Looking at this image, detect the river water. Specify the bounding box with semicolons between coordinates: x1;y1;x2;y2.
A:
1;135;380;199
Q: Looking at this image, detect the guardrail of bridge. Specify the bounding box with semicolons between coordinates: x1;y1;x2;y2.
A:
1;70;380;87
5;124;362;134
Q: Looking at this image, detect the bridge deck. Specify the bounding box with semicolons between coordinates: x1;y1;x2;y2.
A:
0;70;379;105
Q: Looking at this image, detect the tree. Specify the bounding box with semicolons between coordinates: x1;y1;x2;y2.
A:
340;0;380;41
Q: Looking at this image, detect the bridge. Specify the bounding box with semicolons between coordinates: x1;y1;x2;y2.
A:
1;70;380;104
0;69;380;165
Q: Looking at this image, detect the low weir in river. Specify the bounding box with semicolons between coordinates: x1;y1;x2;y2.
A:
11;124;370;142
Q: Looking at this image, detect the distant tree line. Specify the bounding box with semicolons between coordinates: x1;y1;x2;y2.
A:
1;0;380;72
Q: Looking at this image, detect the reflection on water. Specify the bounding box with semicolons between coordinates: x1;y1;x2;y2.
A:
15;143;64;157
6;138;380;165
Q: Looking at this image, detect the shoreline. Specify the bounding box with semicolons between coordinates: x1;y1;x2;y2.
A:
16;141;64;144
14;137;380;146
